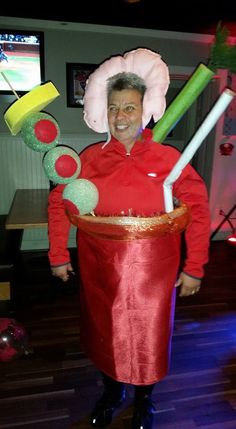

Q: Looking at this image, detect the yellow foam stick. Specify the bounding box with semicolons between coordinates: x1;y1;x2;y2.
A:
4;81;60;135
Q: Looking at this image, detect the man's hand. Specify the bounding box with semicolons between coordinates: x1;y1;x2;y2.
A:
51;263;74;282
175;271;201;297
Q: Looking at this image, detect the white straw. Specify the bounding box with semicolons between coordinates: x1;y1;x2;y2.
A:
163;88;235;213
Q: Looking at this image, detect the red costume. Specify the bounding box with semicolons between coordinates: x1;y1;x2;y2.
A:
48;128;210;385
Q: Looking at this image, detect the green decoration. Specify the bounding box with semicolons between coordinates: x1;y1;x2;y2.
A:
208;21;236;74
153;22;236;144
21;112;60;152
43;146;81;184
152;64;214;143
63;179;99;215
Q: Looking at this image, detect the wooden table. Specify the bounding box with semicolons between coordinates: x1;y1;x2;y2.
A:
1;189;49;303
5;189;49;230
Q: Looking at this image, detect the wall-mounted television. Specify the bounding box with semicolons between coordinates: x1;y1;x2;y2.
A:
0;29;45;95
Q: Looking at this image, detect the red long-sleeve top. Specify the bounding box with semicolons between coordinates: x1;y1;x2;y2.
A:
48;129;210;278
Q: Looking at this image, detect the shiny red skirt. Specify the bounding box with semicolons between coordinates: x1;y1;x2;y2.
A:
73;204;190;385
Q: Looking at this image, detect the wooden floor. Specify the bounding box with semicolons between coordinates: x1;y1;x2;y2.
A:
0;240;236;429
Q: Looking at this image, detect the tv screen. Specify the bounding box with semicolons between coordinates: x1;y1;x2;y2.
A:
0;29;44;95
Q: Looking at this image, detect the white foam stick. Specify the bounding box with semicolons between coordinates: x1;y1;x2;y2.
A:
163;88;235;213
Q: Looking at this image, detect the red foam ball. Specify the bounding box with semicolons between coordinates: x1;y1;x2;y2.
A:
55;155;78;178
34;119;58;143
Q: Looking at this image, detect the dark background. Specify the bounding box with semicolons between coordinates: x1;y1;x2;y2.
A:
2;0;236;36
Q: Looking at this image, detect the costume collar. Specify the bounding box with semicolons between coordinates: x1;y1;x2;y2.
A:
107;128;154;154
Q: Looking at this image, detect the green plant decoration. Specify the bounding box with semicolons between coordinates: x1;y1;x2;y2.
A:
208;22;236;74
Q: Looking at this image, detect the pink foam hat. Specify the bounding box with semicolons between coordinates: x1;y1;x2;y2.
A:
83;48;170;133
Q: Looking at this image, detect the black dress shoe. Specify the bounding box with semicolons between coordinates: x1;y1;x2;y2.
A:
132;396;155;429
90;388;126;427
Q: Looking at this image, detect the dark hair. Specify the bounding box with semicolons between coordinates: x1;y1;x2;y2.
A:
107;72;146;100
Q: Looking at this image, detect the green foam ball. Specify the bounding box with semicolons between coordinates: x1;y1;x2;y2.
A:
21;112;60;152
43;146;81;184
63;179;99;215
